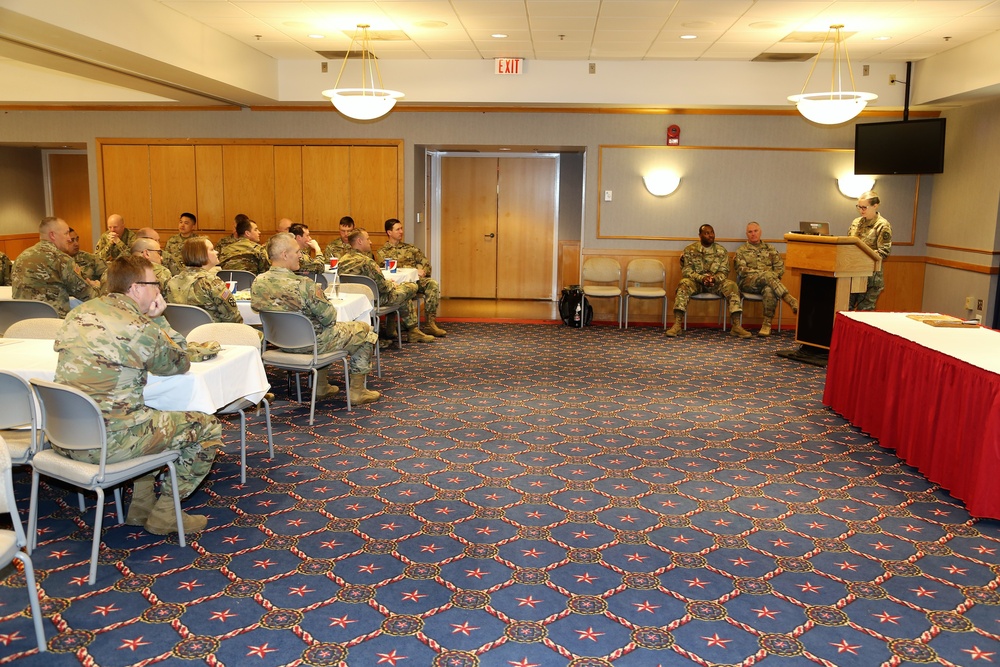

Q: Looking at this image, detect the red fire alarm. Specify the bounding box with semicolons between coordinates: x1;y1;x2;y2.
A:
667;125;681;146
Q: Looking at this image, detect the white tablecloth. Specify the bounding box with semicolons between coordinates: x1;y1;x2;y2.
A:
237;291;372;327
0;286;11;300
0;339;270;413
325;268;419;284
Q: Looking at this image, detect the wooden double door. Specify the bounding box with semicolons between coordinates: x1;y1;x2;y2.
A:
439;156;557;300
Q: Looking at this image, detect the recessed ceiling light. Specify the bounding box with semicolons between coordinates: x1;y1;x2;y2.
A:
308;34;324;39
873;36;891;41
680;34;697;40
492;33;508;39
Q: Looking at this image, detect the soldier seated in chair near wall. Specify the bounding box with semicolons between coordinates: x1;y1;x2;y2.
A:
734;221;798;337
375;218;447;338
665;223;751;339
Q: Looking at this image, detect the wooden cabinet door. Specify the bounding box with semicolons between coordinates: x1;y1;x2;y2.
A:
149;145;196;231
48;153;92;249
101;144;151;227
440;157;499;298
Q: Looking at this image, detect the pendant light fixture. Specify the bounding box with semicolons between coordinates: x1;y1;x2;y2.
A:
322;24;403;121
788;24;877;125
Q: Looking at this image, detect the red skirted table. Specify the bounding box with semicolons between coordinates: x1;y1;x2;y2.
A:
823;312;1000;519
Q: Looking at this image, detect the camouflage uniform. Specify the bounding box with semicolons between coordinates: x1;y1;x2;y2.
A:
74;250;106;283
95;228;137;262
674;241;741;314
735;241;789;318
12;240;96;317
848;213;892;311
53;293;222;498
219;238;270;275
163;233;206;275
376;241;441;317
214;235;238;255
152;263;173;291
250;266;376;375
165;267;242;324
324;238;352;260
338;249;419;328
298;248;327;274
0;251;11;286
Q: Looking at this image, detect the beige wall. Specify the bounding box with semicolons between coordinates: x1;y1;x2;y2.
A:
923;97;1000;323
0;146;46;236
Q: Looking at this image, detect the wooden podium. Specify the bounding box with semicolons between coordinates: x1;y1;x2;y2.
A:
783;234;881;349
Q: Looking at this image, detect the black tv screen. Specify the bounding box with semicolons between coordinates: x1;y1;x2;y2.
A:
854;118;946;175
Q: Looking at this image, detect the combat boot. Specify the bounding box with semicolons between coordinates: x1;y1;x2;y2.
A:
783;293;799;314
407;326;435;343
349;374;381;405
125;474;157;526
730;314;752;338
314;371;339;399
758;317;772;337
144;494;207;535
424;316;448;337
664;311;684;337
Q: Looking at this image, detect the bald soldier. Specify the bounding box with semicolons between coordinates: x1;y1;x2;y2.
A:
95;213;137;262
54;255;223;534
12;216;98;316
131;237;173;291
734;221;799;337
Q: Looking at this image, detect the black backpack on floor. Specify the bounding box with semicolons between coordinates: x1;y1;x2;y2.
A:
559;286;593;327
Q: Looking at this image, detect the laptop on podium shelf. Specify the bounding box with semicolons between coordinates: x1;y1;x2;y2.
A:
797;221;831;235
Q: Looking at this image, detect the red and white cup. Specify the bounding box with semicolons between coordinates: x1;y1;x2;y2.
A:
329;257;339;270
387;259;397;273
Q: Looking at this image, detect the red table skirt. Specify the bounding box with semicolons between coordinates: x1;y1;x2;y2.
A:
823;313;1000;519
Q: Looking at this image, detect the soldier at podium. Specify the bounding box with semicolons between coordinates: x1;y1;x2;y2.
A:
848;191;892;310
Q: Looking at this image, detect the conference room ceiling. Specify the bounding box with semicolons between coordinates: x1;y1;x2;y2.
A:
1;0;999;108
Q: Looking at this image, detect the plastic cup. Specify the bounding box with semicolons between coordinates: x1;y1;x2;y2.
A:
388;259;397;273
329;257;338;270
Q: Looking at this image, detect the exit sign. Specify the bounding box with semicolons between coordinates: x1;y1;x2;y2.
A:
494;58;523;75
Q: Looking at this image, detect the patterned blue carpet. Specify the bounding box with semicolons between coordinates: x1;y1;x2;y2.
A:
2;322;999;666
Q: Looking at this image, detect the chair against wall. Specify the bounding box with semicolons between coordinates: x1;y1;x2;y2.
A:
624;259;668;330
187;323;274;484
258;311;352;425
27;379;186;585
217;270;255;291
679;257;727;331
3;318;64;340
581;258;623;327
162;304;213;337
740;291;781;333
0;438;46;652
0;300;60;337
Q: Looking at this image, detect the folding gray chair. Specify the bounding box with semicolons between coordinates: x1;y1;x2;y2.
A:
0;300;60;337
340;273;403;378
217;270;255;291
187;323;273;483
0;439;46;651
0;370;38;467
741;291;782;332
624;259;668;330
27;379;186;585
582;258;623;327
258;311;352;425
162;303;213;337
3;318;64;340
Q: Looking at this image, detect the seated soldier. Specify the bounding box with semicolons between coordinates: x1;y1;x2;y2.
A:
734;221;798;337
162;212;205;275
131;237;172;291
13;216;98;316
665;224;751;339
252;233;380;404
219;216;270;274
376;218;447;337
338;228;434;343
289;223;326;273
54;255;223;534
67;227;106;283
323;216;355;259
164;238;242;324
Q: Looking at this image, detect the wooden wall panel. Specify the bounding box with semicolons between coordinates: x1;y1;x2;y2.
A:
149;145;197;231
101;145;151;228
274;146;303;229
48;153;92;250
195;146;225;231
0;234;41;259
222;145;275;229
558;240;581;293
302;146;349;232
350;146;398;232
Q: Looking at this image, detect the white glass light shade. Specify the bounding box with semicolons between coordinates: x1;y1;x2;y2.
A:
788;92;878;125
642;172;681;197
837;174;876;198
322;88;404;121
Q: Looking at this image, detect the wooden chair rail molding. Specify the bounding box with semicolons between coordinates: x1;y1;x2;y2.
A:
574;250;925;325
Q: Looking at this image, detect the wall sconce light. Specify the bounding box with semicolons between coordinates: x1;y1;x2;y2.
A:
643;171;681;197
837;174;876;198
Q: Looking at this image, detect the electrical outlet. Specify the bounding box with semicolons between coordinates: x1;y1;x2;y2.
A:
321;62;328;73
889;74;896;85
604;190;613;202
965;296;975;310
589;63;596;74
863;65;869;76
977;299;984;311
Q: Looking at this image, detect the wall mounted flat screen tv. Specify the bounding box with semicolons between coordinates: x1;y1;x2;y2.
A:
854;118;946;175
